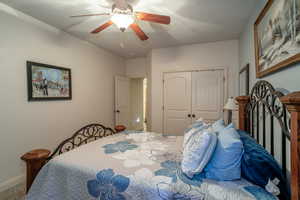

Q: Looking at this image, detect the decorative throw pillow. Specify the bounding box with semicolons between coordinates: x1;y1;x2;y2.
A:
182;121;209;149
205;127;244;181
237;130;290;200
181;129;217;178
211;119;225;133
184;119;205;133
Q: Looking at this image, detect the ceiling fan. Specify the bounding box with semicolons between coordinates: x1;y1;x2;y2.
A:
70;0;171;41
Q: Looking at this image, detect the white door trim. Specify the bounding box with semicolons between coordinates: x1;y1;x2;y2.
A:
162;66;228;133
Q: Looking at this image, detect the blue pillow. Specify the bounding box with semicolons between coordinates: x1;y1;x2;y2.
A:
205;127;244;181
211;119;225;132
237;130;290;200
182;130;217;178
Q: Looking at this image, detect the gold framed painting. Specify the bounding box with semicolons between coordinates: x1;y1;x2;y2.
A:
254;0;300;78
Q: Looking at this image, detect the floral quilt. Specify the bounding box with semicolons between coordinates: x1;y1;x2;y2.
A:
26;131;277;200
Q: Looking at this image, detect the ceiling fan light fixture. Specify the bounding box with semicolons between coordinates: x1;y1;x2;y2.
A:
111;13;134;32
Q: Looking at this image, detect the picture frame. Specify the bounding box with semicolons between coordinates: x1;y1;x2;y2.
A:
239;64;250;96
27;61;72;101
254;0;300;78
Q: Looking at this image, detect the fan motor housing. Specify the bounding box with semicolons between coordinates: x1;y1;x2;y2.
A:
112;3;133;14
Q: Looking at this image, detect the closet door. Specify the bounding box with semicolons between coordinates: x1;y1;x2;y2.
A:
163;72;192;135
192;70;224;123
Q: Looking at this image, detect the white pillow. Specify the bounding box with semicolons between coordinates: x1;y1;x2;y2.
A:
181;129;217;178
182;127;199;149
182;120;209;149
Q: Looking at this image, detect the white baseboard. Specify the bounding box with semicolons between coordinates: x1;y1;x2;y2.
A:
0;174;25;193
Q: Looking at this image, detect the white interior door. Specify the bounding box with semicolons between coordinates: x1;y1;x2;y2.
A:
192;70;224;123
163;72;192;135
115;76;130;128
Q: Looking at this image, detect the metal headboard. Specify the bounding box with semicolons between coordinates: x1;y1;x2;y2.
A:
245;80;291;178
48;124;116;160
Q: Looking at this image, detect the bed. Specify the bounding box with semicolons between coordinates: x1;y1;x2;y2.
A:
22;80;300;200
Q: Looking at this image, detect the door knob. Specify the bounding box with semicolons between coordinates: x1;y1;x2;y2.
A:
192;114;196;118
187;114;191;118
116;110;120;113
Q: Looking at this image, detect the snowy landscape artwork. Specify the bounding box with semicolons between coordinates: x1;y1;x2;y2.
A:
255;0;300;77
27;62;72;101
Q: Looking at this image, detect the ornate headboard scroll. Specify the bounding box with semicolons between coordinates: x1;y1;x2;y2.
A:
21;123;117;193
238;81;290;179
48;124;115;160
237;80;300;200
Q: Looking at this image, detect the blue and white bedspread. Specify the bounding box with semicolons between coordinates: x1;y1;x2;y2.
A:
27;131;277;200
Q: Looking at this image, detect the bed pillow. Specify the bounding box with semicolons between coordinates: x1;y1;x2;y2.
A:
181;129;217;178
237;130;290;200
205;127;244;181
212;119;224;132
182;121;209;148
184;118;205;133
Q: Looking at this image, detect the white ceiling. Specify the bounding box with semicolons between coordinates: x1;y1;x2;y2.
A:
0;0;257;58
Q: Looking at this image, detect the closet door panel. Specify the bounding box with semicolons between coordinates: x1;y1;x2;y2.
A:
163;72;192;135
192;70;224;123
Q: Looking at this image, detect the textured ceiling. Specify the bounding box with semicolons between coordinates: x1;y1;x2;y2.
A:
0;0;257;58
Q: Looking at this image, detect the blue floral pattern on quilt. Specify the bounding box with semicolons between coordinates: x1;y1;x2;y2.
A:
154;160;204;186
27;130;279;200
102;141;138;154
122;130;144;135
87;169;130;200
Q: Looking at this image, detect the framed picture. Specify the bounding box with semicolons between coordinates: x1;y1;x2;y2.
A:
254;0;300;78
239;64;250;96
27;61;72;101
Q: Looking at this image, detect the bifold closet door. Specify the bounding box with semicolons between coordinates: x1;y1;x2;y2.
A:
163;72;192;135
192;70;224;123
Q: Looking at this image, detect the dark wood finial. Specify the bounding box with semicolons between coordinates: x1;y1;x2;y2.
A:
236;96;250;131
281;92;300;200
21;149;51;193
115;125;126;133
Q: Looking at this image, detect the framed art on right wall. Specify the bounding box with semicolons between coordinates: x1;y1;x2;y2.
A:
239;64;250;96
254;0;300;78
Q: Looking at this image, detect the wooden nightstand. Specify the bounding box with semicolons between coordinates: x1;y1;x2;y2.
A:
21;149;51;192
115;125;126;133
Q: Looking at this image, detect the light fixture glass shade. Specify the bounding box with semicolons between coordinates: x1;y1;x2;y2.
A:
224;97;237;110
111;13;134;31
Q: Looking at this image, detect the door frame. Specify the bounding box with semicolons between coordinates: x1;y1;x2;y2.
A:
162;66;228;133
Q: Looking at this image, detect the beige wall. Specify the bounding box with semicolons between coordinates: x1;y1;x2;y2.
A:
0;8;125;190
150;40;240;133
125;57;152;130
239;0;294;172
125;58;147;78
239;0;299;92
145;52;152;131
129;78;144;130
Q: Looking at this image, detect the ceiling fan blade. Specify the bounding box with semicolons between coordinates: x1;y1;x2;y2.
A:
130;23;149;41
91;21;113;34
135;12;171;25
70;13;110;18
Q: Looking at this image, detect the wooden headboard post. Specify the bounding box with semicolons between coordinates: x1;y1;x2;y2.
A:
281;92;300;200
236;96;250;131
